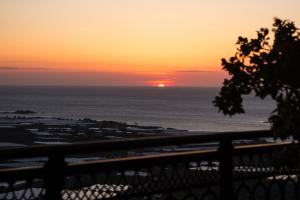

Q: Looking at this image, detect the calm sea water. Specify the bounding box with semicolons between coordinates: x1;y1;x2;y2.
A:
0;86;275;132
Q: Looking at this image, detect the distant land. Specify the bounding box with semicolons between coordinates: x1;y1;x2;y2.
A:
0;114;187;148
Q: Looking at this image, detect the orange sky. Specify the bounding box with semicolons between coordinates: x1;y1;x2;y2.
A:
1;0;299;86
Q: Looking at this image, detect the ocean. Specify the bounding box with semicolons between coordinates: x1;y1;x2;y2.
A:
0;86;275;132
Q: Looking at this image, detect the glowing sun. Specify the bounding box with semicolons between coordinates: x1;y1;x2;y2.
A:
157;83;166;88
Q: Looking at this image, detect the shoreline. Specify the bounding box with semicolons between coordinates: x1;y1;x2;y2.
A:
0;115;190;148
0;113;274;168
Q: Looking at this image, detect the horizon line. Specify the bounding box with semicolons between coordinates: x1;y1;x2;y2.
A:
0;84;221;88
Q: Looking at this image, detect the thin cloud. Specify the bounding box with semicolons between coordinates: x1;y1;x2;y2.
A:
0;67;19;70
174;70;215;73
0;66;49;70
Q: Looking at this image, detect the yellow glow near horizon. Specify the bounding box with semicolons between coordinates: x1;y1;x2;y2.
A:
157;83;166;88
0;0;300;86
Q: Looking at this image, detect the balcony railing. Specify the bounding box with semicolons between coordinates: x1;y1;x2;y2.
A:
0;130;299;200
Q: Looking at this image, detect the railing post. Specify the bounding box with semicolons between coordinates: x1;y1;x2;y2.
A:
44;154;66;200
218;138;234;200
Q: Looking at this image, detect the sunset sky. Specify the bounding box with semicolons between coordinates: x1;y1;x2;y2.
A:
1;0;299;86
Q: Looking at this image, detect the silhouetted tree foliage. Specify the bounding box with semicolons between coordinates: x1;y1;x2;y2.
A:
214;18;300;139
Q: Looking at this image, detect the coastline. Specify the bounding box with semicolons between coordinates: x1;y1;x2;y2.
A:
0;114;189;148
0;113;274;169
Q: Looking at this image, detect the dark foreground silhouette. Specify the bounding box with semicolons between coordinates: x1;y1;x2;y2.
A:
214;18;300;139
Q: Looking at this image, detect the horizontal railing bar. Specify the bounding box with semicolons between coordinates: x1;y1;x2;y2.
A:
0;149;218;178
0;166;44;180
0;130;272;160
66;149;218;174
234;141;294;154
58;142;296;174
0;141;293;180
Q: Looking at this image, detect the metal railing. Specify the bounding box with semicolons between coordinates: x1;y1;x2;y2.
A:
0;130;299;200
